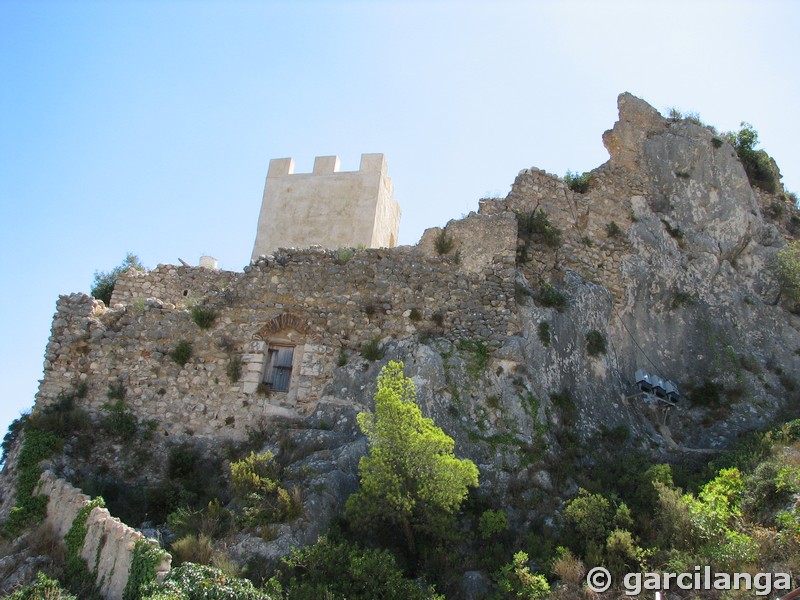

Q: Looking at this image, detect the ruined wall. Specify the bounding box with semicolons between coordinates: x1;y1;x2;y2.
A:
37;470;170;600
110;264;240;308
36;245;519;441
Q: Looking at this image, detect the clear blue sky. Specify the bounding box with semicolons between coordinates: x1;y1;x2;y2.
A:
2;0;798;443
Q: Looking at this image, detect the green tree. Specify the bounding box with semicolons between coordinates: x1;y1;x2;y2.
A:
494;551;550;600
346;361;479;556
723;122;777;193
91;253;144;305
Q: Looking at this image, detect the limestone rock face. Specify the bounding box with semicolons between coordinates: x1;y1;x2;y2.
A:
603;92;669;171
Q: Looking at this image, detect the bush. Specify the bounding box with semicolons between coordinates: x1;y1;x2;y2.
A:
517;210;562;249
360;337;385;361
434;228;455;255
537;322;550;346
226;355;242;383
102;399;138;441
537;284;567;312
141;563;274;600
606;221;623;238
724;123;778;193
494;551;550;599
409;307;423;322
91;253;144;305
585;330;607;357
564;170;592;193
689;379;722;407
6;572;77;599
334;247;355;265
170;341;193;366
269;536;440;600
190;306;217;329
479;509;508;539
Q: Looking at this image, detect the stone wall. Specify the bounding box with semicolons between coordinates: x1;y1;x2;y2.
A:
37;470;171;600
35;245;519;441
110;264;240;308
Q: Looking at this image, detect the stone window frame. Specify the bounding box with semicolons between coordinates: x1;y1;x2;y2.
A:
243;313;315;408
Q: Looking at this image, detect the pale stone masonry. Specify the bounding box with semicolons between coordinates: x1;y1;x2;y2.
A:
251;153;401;260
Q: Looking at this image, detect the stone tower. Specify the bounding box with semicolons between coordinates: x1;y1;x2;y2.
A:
251;153;401;260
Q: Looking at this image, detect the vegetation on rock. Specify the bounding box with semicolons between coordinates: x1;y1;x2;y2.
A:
90;253;144;305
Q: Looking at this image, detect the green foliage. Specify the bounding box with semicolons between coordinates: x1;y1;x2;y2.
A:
724;122;778;193
5;572;77;600
269;536;441;600
409;307;423;321
776;240;800;305
517;210;563;250
458;338;489;380
689;379;722;407
346;361;479;555
562;489;613;555
102;399;138;441
671;290;694;309
360;337;385;361
230;451;301;525
226;355;242;383
141;563;275;600
167;499;232;540
1;414;26;465
336;350;348;367
479;509;508;540
493;551;550;599
91;253;144;305
190;306;217;329
3;427;62;536
64;497;105;598
605;221;622;238
536;283;566;311
334;247;355;265
124;539;170;600
537;322;550;346
434;228;454;255
170;341;193;366
585;330;607;357
711;136;724;148
564;170;592;193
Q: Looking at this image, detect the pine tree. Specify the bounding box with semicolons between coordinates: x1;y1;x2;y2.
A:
346;361;479;555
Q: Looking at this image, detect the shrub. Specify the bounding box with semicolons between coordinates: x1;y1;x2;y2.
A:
431;311;445;327
102;399;138;441
108;380;126;401
6;572;77;599
689;379;722;407
140;563;274;600
434;228;454;255
671;290;694;309
585;330;607;357
334;247;355;265
337;351;348;367
91;253;144;306
537;284;567;312
360;337;385;361
661;219;684;240
606;221;623;238
517;210;562;249
190;306;217;329
170;341;193;366
537;322;550;346
409;307;422;321
711;136;724;148
494;551;550;599
724;122;778;193
479;509;508;539
564;170;592;193
458;338;489;380
776;241;800;304
270;536;438;600
226;355;242;383
230;451;301;525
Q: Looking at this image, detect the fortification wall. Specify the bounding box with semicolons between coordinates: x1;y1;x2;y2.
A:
37;470;170;600
479;165;639;298
35;246;519;441
110;264;240;307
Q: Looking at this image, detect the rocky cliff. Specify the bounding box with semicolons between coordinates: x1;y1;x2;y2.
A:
2;93;799;594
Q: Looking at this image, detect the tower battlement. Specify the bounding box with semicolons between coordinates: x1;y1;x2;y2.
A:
251;153;400;260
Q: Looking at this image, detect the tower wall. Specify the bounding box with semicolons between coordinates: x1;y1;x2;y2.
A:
251;153;401;261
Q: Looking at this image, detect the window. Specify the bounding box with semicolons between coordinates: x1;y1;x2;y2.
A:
263;345;294;392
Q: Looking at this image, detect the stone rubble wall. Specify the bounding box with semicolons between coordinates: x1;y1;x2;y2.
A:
37;470;170;600
110;264;239;308
35;243;520;442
